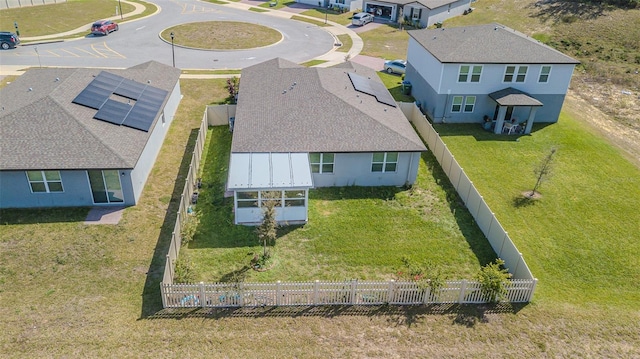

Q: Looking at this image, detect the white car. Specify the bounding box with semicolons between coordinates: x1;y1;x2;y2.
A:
352;12;374;26
383;59;406;75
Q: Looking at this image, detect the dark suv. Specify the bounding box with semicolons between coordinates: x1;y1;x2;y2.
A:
0;31;20;49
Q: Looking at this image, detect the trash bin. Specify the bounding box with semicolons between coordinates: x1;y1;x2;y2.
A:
401;81;412;95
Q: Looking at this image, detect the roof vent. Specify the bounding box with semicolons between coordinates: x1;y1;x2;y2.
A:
433;36;437;40
282;90;287;94
28;87;33;92
55;77;60;82
494;26;498;30
147;80;151;84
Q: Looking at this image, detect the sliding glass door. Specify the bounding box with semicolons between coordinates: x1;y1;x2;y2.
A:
87;170;124;204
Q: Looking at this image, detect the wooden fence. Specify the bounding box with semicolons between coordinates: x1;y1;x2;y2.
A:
161;279;537;308
162;110;208;285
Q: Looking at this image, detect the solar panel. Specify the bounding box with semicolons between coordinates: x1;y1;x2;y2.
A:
348;72;397;108
94;99;132;125
72;70;169;132
114;78;146;100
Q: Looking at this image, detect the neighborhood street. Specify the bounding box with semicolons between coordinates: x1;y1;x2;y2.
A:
0;0;337;70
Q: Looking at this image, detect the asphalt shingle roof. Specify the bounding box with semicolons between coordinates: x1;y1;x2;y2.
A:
0;61;180;171
408;23;580;64
230;58;426;154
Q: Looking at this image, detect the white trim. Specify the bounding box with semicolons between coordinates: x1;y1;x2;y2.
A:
538;65;552;83
25;170;64;193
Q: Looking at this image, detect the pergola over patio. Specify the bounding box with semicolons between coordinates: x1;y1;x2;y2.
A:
227;152;313;225
490;87;543;135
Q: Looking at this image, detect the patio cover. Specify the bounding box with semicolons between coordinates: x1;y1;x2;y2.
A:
489;87;543;107
227;152;313;190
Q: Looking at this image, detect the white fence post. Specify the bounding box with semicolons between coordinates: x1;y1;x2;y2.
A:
387;280;395;304
458;280;467;303
160;283;166;308
313;280;319;305
276;281;281;306
166;255;173;283
199;282;206;308
350;279;357;305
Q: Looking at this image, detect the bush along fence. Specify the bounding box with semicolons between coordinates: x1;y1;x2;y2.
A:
160;104;537;308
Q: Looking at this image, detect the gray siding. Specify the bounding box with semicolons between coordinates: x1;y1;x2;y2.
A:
130;81;182;203
312;152;421;187
0;170;135;208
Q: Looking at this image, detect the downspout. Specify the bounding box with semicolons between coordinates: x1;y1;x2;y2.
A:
406;152;414;185
441;89;451;123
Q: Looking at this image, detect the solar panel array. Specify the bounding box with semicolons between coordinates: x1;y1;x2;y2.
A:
348;72;396;107
72;71;168;132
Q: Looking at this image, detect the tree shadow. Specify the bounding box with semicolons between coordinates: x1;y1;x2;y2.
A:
527;0;608;24
139;128;201;319
512;194;538;208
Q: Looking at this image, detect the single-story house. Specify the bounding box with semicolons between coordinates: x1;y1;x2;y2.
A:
0;61;182;208
227;58;427;225
362;0;472;28
404;23;580;134
296;0;363;12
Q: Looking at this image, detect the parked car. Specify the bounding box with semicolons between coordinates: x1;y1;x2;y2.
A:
91;20;118;36
0;31;20;50
352;12;374;26
383;59;406;75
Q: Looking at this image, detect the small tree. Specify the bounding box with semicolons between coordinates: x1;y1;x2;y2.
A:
530;147;557;197
396;255;444;299
226;77;239;104
476;259;512;303
180;211;201;247
255;192;279;259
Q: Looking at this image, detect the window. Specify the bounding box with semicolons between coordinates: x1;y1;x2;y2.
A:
504;65;528;83
451;96;463;113
538;66;551;83
284;190;305;207
87;170;123;203
310;153;334;174
237;191;259;208
458;65;482;83
412;8;421;19
371;152;398;172
464;96;476;113
26;170;63;193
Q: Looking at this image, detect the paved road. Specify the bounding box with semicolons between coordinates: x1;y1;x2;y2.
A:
0;0;338;70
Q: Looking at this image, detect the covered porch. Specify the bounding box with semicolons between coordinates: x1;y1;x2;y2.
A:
227;152;313;225
489;87;543;135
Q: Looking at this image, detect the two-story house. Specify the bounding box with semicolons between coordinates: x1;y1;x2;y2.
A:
404;23;580;134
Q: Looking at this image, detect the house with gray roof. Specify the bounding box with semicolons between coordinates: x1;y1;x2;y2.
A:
404;23;580;134
227;58;426;225
359;0;471;28
0;61;181;209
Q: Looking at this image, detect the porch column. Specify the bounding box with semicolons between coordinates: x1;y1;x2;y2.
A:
494;106;507;134
524;107;538;134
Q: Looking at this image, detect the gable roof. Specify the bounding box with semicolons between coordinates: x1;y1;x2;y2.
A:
372;0;458;9
231;58;426;154
489;87;543;107
0;61;180;171
408;23;580;64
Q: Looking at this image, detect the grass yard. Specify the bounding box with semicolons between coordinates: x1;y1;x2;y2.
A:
434;113;640;309
0;0;155;38
182;126;494;283
161;22;282;50
300;8;356;26
1;78;640;357
358;24;409;61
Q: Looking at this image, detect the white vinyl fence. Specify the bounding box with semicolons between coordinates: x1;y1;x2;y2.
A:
162;279;537;308
160;104;538;308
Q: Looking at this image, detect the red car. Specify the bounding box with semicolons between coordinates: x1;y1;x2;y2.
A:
91;20;118;36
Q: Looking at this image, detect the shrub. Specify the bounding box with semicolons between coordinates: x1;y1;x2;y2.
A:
174;253;196;283
476;259;512;303
180;211;201;246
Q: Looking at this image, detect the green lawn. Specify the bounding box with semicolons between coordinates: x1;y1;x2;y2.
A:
0;0;155;38
300;8;356;26
161;22;282;50
358;24;409;60
434;115;640;309
183;125;495;283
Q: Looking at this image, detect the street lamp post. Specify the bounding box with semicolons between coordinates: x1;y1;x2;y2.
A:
170;32;175;68
118;0;123;20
